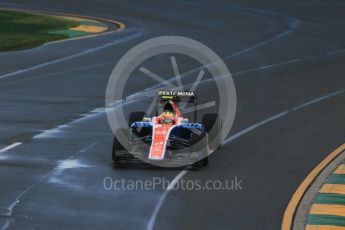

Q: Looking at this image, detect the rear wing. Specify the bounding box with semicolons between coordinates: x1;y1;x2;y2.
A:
157;90;196;102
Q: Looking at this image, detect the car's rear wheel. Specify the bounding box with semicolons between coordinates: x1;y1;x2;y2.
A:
112;137;123;167
113;112;146;167
129;111;146;126
190;130;209;169
202;113;222;151
112;128;129;168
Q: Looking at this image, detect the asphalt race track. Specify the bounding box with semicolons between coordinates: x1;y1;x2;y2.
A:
0;0;345;229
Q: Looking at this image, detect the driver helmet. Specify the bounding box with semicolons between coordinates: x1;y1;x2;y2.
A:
161;110;175;124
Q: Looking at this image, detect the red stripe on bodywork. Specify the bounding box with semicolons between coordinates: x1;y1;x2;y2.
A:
149;117;176;160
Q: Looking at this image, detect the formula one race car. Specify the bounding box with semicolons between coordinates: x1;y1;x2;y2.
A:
112;89;221;168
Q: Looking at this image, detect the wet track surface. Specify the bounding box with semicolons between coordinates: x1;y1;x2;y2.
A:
0;0;345;229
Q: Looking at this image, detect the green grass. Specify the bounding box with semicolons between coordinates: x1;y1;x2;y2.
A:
0;10;80;51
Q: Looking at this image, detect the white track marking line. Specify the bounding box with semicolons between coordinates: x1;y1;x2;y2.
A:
147;170;188;230
0;31;142;80
0;142;22;155
1;142;97;230
233;56;315;76
225;89;345;144
1;61;114;87
224;112;288;144
147;89;345;230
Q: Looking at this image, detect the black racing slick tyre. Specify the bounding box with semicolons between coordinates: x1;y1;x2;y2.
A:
112;129;129;168
190;130;209;169
129;112;146;126
202;113;222;151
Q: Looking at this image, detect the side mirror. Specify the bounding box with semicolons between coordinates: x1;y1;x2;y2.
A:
180;118;188;123
143;117;151;122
